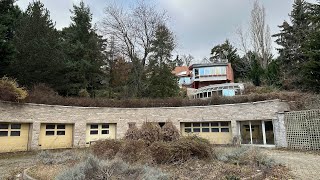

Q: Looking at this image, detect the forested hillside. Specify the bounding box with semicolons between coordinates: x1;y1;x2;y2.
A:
0;0;319;102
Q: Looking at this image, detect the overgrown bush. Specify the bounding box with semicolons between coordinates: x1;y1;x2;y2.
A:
118;139;150;163
78;89;90;97
162;121;180;141
0;76;28;102
24;83;319;111
149;136;213;164
139;122;162;145
56;156;169;180
37;150;79;165
26;84;60;104
124;124;140;141
91;139;122;158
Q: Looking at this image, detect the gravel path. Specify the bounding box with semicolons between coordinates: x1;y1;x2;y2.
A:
0;152;37;180
264;149;320;180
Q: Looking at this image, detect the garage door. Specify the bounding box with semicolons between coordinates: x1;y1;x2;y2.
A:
181;122;232;144
39;124;73;149
0;123;30;153
86;123;116;145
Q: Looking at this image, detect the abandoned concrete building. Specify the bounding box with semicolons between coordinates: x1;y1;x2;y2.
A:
0;99;288;153
1;99;319;153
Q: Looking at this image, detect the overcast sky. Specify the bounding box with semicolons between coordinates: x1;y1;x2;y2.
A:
16;0;318;61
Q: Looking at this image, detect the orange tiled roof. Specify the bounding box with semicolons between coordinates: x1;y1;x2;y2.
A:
172;66;191;77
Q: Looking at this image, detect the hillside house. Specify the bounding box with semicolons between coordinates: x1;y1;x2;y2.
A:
173;62;244;99
189;62;234;89
172;66;192;87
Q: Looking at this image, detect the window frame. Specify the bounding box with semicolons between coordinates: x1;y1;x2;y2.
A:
88;123;111;136
0;123;22;137
183;122;231;133
45;124;67;136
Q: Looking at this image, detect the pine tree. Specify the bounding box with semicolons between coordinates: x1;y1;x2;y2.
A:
145;24;179;98
149;24;175;67
209;40;245;80
301;2;320;92
12;1;65;87
0;0;21;77
61;1;106;96
273;0;311;88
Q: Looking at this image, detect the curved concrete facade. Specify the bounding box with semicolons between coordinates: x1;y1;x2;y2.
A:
0;99;290;151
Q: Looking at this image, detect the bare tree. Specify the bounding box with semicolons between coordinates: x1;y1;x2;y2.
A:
101;1;168;96
236;0;272;71
181;54;194;66
250;0;272;69
235;27;252;74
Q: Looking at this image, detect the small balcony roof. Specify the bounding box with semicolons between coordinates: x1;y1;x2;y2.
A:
189;63;228;70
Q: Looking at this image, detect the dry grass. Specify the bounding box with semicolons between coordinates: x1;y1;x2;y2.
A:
27;164;68;180
159;159;259;180
12;147;292;180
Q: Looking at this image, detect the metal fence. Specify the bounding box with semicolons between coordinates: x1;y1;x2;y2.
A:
285;109;320;150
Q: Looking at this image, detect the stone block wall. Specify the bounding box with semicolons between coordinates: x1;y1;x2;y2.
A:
0;99;290;150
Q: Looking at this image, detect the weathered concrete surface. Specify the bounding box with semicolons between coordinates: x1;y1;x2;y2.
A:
0;100;290;150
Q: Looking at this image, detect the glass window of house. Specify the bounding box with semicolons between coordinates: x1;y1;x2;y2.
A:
220;122;229;126
204;68;210;75
199;68;205;76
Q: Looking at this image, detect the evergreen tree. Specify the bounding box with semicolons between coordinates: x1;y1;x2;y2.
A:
209;40;245;80
0;0;21;77
265;60;281;86
61;1;106;96
145;24;179;98
146;64;179;98
149;24;175;67
12;1;65;87
273;0;311;88
248;52;264;86
301;2;320;92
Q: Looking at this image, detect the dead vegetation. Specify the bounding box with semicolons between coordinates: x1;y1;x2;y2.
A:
22;123;293;179
0;83;315;111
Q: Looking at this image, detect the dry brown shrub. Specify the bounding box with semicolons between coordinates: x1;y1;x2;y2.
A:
91;139;122;158
149;136;213;164
162;121;180;142
139;122;163;145
118;140;150;163
149;141;174;164
25;82;319;111
124;125;140;141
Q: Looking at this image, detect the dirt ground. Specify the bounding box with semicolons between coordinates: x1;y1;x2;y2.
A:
0;152;37;180
0;148;319;180
262;149;320;180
